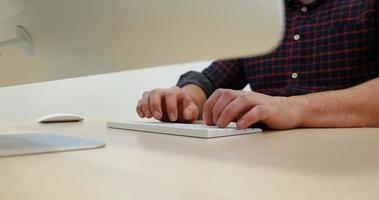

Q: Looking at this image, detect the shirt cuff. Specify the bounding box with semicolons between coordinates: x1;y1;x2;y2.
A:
176;71;214;98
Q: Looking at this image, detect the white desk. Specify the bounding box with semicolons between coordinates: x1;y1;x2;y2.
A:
1;121;378;200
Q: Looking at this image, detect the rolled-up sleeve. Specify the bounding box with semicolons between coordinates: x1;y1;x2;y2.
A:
177;59;247;98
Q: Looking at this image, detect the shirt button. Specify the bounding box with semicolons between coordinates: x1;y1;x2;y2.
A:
301;7;308;12
294;34;300;41
291;72;299;79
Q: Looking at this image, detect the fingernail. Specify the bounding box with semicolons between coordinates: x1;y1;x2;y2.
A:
146;112;152;118
154;111;161;119
169;113;176;121
238;120;245;128
138;112;144;118
216;119;225;127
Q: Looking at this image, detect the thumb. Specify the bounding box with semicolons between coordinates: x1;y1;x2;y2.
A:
179;95;199;122
183;103;199;122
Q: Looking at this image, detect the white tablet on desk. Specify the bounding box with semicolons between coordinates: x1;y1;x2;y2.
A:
107;121;262;138
0;133;105;157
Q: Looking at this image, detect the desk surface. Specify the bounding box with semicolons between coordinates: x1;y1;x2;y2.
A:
0;121;378;200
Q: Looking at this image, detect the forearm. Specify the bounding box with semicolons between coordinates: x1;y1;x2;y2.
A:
292;77;379;128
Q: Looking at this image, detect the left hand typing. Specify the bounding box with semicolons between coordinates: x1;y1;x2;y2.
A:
202;89;305;129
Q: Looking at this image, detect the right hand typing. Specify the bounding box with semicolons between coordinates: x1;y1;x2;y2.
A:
136;86;200;123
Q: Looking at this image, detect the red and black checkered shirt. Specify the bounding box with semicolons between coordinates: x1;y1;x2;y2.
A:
178;0;379;97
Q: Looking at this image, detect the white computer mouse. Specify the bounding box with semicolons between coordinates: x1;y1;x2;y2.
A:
37;113;84;123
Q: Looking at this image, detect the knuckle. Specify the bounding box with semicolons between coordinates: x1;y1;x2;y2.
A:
170;86;179;90
220;88;229;92
149;92;160;102
141;99;149;107
169;86;179;91
238;95;250;103
142;91;150;97
165;89;176;97
165;97;177;108
222;107;233;117
212;108;219;117
214;88;224;96
166;105;174;112
173;86;182;92
150;89;159;95
166;106;176;114
153;88;166;97
222;90;234;99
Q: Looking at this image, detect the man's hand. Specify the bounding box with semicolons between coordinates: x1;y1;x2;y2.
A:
136;86;201;123
202;89;305;129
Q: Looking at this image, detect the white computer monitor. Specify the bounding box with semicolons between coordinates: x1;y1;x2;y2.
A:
0;0;284;87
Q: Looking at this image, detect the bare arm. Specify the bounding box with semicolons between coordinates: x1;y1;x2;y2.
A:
203;77;379;129
295;77;379;127
138;76;379;128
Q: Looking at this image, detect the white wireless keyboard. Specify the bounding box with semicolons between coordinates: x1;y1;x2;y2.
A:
107;121;262;138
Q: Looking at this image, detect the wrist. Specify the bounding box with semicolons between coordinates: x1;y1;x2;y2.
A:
287;95;311;127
